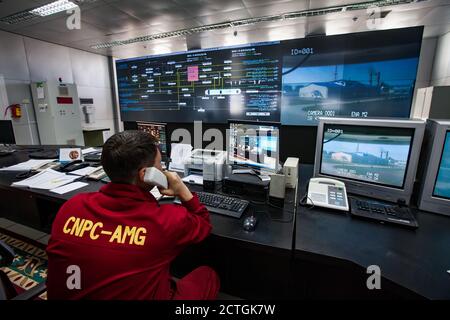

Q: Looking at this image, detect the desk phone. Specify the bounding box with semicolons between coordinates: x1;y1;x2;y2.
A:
307;177;349;211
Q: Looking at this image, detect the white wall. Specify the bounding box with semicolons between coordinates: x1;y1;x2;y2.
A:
410;37;438;111
431;31;450;86
0;29;445;145
0;30;116;145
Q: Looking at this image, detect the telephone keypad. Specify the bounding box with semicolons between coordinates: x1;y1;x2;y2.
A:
328;186;347;208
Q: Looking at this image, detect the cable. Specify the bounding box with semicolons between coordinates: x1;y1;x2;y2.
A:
282;54;312;76
249;199;267;205
267;201;295;214
217;185;295;220
250;197;295;223
256;209;294;223
323;132;342;144
299;192;315;210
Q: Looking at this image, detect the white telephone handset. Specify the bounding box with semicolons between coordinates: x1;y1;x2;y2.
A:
144;167;168;189
307;177;349;211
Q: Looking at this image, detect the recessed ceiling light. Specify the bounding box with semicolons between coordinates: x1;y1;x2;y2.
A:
90;0;424;49
30;0;78;17
0;0;79;24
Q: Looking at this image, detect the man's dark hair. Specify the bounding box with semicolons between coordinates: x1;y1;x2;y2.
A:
101;130;158;183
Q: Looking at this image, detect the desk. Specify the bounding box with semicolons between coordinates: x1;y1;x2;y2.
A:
1;149;450;299
295;164;450;299
0;146;295;298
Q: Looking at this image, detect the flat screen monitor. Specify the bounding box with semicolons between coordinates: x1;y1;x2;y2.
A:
116;26;423;125
314;117;425;204
433;131;450;199
136;121;167;159
228;120;280;172
418;120;450;216
0;120;15;144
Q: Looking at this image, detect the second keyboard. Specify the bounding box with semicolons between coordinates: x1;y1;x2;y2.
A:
197;192;249;218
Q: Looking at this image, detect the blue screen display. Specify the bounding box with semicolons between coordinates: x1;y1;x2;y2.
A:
320;124;413;188
281;58;419;125
116;27;423;125
229;122;279;170
433;132;450;199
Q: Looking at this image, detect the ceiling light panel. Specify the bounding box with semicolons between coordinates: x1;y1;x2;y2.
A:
30;0;78;17
88;0;427;49
0;0;79;24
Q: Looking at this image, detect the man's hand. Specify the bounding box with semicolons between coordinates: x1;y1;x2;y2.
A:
159;171;193;202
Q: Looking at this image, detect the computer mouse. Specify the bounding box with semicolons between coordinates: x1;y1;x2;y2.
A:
243;216;258;232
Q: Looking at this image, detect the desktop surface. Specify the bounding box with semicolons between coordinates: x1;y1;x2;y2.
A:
296;164;450;300
2;148;450;299
0;146;295;251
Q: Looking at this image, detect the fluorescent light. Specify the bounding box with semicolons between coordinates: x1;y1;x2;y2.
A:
87;0;424;49
0;11;37;24
30;0;78;17
0;0;79;24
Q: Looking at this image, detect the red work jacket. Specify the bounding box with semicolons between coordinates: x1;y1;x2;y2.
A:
46;183;211;299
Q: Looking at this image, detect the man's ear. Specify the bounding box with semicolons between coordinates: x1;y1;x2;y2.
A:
138;167;147;183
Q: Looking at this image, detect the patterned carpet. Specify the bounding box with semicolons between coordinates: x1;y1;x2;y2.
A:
0;231;47;300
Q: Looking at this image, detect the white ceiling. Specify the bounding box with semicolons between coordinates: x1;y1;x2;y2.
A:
0;0;450;59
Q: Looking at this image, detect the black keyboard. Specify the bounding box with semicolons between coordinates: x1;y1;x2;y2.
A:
350;198;418;228
197;192;249;218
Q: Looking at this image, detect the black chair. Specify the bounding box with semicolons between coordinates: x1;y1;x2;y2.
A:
0;240;47;300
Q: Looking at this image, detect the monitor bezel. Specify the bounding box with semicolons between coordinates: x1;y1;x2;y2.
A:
319;123;416;190
136;121;167;128
432;130;450;200
227;119;281;172
0;120;15;144
418;120;450;216
136;121;168;155
314;117;425;205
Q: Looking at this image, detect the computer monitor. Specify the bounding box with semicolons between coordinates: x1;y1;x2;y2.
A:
228;120;280;172
136;121;167;160
0;120;15;144
314;117;425;205
417;119;450;216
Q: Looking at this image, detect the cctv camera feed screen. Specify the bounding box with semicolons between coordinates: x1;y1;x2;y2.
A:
320;124;414;188
281;28;422;125
136;122;167;157
229;122;279;171
116;27;423;125
433;131;450;199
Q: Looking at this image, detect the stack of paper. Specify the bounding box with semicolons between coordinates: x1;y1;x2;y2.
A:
182;174;203;185
150;186;174;201
0;159;56;171
12;169;79;190
50;182;89;194
168;143;192;172
68;166;99;176
81;147;100;155
150;186;163;200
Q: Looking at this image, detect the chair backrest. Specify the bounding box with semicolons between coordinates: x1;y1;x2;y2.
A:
0;240;47;300
0;270;17;300
0;240;15;267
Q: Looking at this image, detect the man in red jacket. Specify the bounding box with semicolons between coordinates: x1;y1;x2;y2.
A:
46;131;220;299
